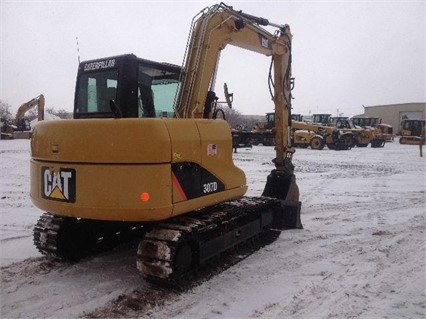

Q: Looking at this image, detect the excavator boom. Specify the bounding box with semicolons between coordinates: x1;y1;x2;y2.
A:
15;94;45;125
175;3;298;201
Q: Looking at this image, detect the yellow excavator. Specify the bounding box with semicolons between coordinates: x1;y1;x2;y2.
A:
1;95;44;139
31;3;302;283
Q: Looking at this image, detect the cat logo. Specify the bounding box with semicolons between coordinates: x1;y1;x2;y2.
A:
41;167;76;202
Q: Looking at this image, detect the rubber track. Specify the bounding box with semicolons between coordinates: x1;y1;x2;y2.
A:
136;196;281;285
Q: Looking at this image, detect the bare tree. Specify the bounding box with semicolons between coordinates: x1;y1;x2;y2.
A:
222;108;265;131
245;115;266;130
0;100;13;120
46;107;56;114
54;108;72;119
223;108;245;129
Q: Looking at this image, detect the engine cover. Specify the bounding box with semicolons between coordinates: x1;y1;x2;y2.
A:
30;118;247;221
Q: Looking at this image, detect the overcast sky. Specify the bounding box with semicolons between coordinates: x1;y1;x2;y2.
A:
1;0;424;117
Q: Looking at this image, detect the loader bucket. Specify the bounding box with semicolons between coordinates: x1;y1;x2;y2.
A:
262;169;303;229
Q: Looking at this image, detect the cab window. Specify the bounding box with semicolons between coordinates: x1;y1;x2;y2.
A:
76;70;118;114
137;64;180;118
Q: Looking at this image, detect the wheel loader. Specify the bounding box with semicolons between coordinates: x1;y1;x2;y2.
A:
330;116;385;148
291;119;354;150
30;3;302;284
351;117;393;143
248;112;353;150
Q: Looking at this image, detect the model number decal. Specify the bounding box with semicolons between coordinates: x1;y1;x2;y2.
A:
203;182;218;194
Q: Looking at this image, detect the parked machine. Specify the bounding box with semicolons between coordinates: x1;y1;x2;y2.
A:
31;3;302;284
291;114;304;122
351;117;394;142
399;119;426;145
329;116;385;148
291;119;354;150
231;113;275;150
237;112;353;150
250;112;276;146
0;95;45;139
312;113;332;125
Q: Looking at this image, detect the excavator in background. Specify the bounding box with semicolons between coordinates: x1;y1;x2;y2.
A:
0;95;45;139
399;119;426;145
30;3;302;284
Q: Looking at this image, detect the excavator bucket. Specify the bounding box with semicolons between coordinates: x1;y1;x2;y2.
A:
262;169;303;230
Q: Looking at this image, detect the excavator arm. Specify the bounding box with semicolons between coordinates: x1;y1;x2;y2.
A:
177;3;296;193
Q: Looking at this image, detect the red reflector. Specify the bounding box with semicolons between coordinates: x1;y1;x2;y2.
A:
140;192;150;202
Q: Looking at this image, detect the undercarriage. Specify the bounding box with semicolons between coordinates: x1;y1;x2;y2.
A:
34;196;302;285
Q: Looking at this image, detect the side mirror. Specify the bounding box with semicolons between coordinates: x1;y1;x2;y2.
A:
224;83;233;108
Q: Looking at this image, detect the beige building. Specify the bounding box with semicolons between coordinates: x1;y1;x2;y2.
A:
362;102;425;134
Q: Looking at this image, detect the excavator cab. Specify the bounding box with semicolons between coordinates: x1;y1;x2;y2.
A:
74;54;182;119
16;118;31;131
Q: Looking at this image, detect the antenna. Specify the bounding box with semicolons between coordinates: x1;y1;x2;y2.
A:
76;36;81;64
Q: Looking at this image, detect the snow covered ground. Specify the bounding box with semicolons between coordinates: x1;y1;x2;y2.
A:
1;139;425;318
